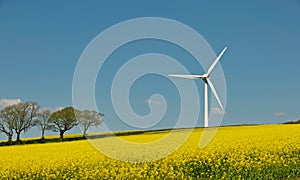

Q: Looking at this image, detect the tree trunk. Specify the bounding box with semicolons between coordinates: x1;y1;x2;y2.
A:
82;127;88;138
41;129;45;139
16;132;21;142
7;134;12;143
60;131;64;139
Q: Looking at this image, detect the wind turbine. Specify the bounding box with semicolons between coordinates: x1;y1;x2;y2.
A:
169;47;227;128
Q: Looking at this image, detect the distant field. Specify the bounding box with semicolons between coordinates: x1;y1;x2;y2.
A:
0;124;299;179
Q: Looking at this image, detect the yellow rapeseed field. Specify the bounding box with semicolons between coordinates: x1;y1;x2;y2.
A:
0;124;299;179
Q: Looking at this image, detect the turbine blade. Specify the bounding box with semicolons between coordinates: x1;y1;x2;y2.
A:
207;47;227;75
168;74;204;79
207;78;224;110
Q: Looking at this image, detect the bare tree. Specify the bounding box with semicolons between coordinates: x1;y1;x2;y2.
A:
77;110;103;138
49;107;78;139
33;109;52;139
14;102;39;142
0;102;39;142
0;109;14;142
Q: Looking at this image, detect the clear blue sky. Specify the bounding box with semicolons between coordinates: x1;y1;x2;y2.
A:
0;1;300;138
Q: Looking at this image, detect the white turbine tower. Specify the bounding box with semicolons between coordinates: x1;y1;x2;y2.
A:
169;47;227;128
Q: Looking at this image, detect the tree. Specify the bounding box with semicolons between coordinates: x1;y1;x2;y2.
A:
0;109;14;143
49;107;78;139
0;102;39;142
33;109;52;139
78;110;103;138
283;119;300;124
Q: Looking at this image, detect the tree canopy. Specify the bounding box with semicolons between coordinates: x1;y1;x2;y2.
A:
49;107;78;139
0;102;104;142
77;110;103;138
0;102;39;142
0;109;14;142
33;109;52;139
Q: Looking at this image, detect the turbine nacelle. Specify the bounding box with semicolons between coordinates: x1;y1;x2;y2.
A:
200;73;209;80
